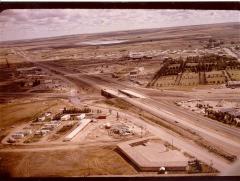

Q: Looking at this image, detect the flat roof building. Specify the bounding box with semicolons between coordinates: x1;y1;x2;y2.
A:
117;137;189;171
64;119;91;141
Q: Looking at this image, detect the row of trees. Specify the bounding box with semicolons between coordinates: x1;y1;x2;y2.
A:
149;53;240;87
205;108;239;126
196;103;239;127
62;107;91;114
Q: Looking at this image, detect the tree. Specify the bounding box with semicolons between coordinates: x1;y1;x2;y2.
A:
19;81;25;87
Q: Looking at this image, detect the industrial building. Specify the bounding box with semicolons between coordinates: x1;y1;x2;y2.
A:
117;137;189;171
64;119;91;141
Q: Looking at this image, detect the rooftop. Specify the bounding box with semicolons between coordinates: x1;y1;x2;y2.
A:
117;137;189;171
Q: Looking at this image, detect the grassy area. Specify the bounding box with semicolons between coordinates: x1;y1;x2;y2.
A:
0;99;67;128
0;145;137;177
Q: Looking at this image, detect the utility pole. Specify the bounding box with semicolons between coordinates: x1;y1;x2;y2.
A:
140;126;143;138
87;160;90;176
117;112;119;120
26;158;29;176
209;159;213;173
5;53;10;68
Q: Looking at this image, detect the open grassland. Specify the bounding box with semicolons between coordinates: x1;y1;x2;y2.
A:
0;99;69;128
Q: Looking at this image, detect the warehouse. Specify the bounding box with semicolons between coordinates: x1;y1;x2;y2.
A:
117;137;189;171
64;119;91;141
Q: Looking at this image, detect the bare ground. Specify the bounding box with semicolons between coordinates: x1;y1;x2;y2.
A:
0;145;137;177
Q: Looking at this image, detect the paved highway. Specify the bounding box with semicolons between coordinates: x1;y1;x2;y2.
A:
128;97;240;155
80;74;240;139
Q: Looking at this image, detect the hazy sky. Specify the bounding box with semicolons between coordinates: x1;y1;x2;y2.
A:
0;9;239;42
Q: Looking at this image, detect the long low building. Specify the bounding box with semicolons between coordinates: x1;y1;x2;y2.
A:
64;119;91;141
226;81;240;88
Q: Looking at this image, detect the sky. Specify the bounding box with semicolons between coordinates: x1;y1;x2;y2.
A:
0;9;239;42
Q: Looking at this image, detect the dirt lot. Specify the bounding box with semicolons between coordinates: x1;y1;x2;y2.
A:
0;145;137;177
0;98;70;129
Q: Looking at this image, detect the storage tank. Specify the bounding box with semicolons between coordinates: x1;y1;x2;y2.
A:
105;123;111;129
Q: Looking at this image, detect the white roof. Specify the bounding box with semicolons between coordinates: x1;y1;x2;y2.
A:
64;119;91;141
61;114;70;118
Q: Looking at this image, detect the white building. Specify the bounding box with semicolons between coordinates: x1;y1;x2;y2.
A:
44;80;52;84
12;133;24;139
39;116;46;122
64;119;91;142
138;67;144;72
61;114;70;121
45;112;52;117
77;113;85;120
